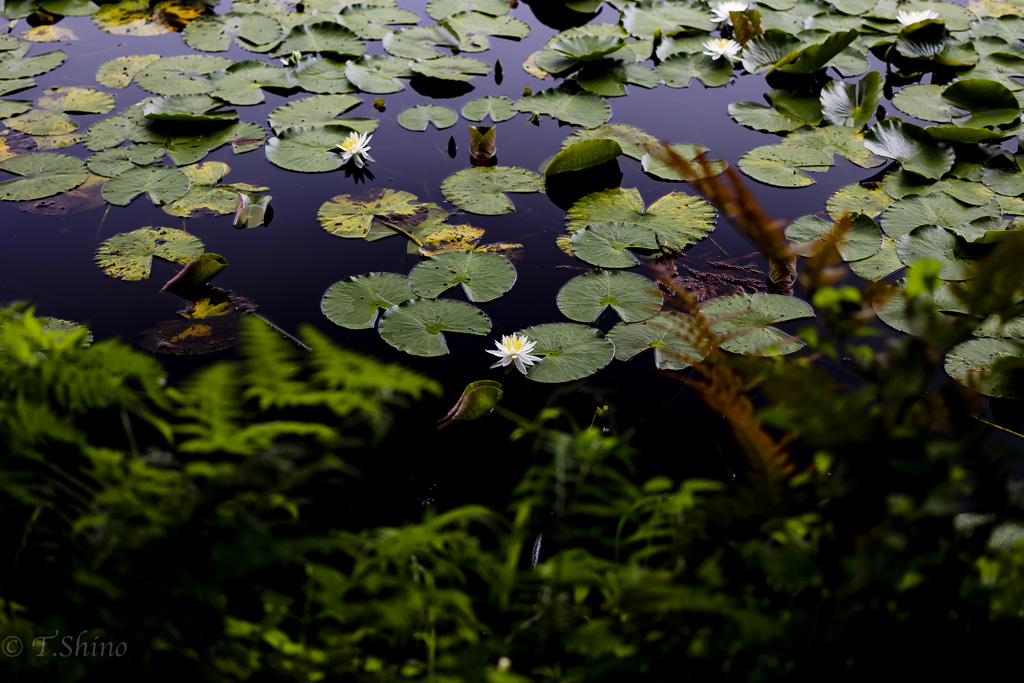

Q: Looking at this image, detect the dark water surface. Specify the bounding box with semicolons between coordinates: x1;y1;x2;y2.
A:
0;1;889;516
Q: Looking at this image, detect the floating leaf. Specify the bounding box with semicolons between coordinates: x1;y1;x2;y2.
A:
820;71;882;129
469;125;496;162
863;119;955;179
621;2;714;38
517;322;615;383
827;182;893;219
896;226;978;280
398;104;457;131
93;0;205;36
565;187;717;252
657;53;735;88
426;0;509;20
411;55;490;81
95;226;204;281
382;24;460;60
727;101;805;133
562;124;658;160
850;236;904;281
783;126;884;169
318;189;422;238
234;193;271;229
773;29;858;74
5;86;115;136
267;94;362;132
556;269;662;323
0;49;66;79
142;94;238;123
445;12;530;49
102;165;191;206
942;78;1021;128
701;292;814;356
607;311;707;370
294;56;357;94
95;54;162;88
339;5;420;40
0;152;88;201
208;61;296;106
461;96;516;122
550;34;627;62
514;88;611;128
569;221;658;268
344;55;410;94
945;338;1024;398
880;194;1002;240
892;84;957;122
740;30;804;74
738;144;833;187
160;252;227;295
379;298;491;357
265;125;360;173
786;213;883;261
545;139;622;178
181;12;283;53
321;272;415;330
135;54;235;96
641;143;728;181
408;250;516;302
271;22;366;59
441;166;544;215
436;379;503;429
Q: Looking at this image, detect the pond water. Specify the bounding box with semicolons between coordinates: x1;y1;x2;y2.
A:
0;0;1014;516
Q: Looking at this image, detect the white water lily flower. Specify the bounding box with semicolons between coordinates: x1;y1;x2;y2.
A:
279;50;302;67
710;1;749;24
487;333;542;375
334;132;375;168
897;9;940;26
702;38;742;62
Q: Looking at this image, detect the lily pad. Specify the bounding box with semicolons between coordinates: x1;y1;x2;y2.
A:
265;125;362;173
271;22;366;59
408;250;516;302
398;104;457;131
820;71;882;129
181;12;283;53
4;87;115;136
607;311;707;370
345;55;411;94
267;94;362;133
208;61;296;105
896;226;978;280
0;49;66;79
621;2;714;38
942;77;1021;128
135;55;235;96
880;194;1002;240
441;166;544;215
95;54;162;88
339;6;421;40
545;139;622;178
569;221;659;268
517;322;615;383
773;29;858;74
556;269;662;324
641;143;728;181
850;237;904;281
738;144;834;187
701;292;814;356
295;56;357;94
102;165;191;206
426;0;509;20
321;272;415;330
514;88;611;129
727;101;806;133
382;24;460;60
0;152;88;201
892;84;957;122
740;30;804;74
461;96;517;123
657;53;735;88
786;212;884;261
436;379;504;429
565;187;717;252
379;298;491;357
562;124;658;160
318;189;422;238
142;94;238;123
827;182;893;219
94;226;204;281
863;119;955;179
411;56;490;81
945;337;1024;398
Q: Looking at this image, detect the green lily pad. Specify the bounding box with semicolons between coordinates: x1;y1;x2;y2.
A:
880;194;1002;240
436;379;504;428
545;139;622;178
727;101;806;133
740;30;804;74
621;2;713;38
786;212;883;261
895;20;950;60
102;165;191;206
657;53;735;88
516;322;615;383
379;298;491;357
556;269;662;324
142;94;238;122
942;78;1021;128
945;337;1024;398
87;149;135;178
95;54;162;88
827;182;894;220
820;70;882;129
408;250;516;303
765;89;824;126
271;22;366;59
397;104;457;131
0;49;65;79
873;278;969;335
892;84;957;122
265;125;362;173
339;6;421;40
207;61;296;105
850;236;903;281
461;96;516;123
162;162;267;219
641;143;728;181
863;119;955;179
344;55;411;94
896;226;978;280
514;88;611;128
318;189;422;238
738;144;833;187
4;87;115;136
233;192;272;229
135;54;235;96
607;311;707;370
382;24;460;60
426;0;508;20
94;226;204;281
411;55;490;81
441;166;544;215
701;292;814;356
181;12;283;53
569;221;659;268
551;34;627;63
445;12;530;50
267;94;362;132
321;272;415;330
0;152;88;201
562;124;658;160
565;187;717;252
294;56;357;94
774;29;858;74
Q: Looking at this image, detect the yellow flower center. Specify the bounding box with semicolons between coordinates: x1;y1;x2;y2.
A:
504;334;527;354
340;135;361;153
